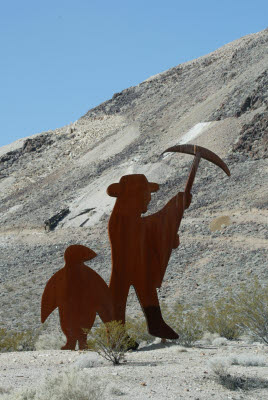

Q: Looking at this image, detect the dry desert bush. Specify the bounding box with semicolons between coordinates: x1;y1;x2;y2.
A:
228;354;266;367
86;320;136;365
209;358;247;391
201;277;268;344
0;326;40;352
1;278;267;354
1;370;104;400
202;296;241;340
233;278;268;345
209;356;268;391
168;303;204;347
126;315;154;344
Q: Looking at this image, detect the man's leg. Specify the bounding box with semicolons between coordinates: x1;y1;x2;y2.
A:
109;277;130;323
135;285;179;339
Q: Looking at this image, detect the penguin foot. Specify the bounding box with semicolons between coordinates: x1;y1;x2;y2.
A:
61;342;76;350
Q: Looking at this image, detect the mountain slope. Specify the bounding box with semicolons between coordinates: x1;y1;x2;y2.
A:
0;29;267;331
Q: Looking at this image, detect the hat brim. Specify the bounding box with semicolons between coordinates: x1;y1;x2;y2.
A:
107;181;159;197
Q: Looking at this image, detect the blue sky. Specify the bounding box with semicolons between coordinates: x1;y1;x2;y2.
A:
0;0;267;147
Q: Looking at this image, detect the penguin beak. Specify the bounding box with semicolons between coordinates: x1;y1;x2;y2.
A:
84;249;97;261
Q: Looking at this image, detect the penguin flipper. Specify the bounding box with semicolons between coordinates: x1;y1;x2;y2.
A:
41;270;63;323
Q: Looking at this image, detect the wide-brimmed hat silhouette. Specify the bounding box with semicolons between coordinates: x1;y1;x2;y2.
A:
107;174;159;197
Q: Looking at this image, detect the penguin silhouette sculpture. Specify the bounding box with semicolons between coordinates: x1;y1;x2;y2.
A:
41;244;113;350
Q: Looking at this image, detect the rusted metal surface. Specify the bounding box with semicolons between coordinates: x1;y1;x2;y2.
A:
107;174;190;339
41;245;113;350
164;144;230;202
40;145;230;346
107;147;230;339
163;144;231;178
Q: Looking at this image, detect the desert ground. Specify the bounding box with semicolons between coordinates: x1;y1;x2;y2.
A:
1;339;268;399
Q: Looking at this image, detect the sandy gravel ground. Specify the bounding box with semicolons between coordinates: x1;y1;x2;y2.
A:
1;341;268;399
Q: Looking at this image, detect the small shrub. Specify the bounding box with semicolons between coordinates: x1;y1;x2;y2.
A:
126;316;154;344
202;296;241;340
176;312;204;347
1;370;104;400
87;320;136;365
165;303;203;347
229;354;266;367
209;357;245;391
128;303;203;347
216;372;246;391
200;278;268;344
209;356;268;391
209;357;229;376
0;326;41;352
234;279;268;345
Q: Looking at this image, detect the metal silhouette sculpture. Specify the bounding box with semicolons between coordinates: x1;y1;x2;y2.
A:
107;144;230;339
40;144;230;348
41;244;113;350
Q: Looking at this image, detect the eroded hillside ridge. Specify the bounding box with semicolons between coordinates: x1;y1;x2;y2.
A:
0;28;267;331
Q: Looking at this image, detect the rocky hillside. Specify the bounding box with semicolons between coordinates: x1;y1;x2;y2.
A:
0;28;267;332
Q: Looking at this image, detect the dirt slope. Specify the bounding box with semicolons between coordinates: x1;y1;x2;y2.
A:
0;28;267;331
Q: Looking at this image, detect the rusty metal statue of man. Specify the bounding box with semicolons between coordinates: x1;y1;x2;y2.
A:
107;144;230;340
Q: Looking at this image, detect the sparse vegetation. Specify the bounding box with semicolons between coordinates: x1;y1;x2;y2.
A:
1;370;104;400
126;315;154;344
139;278;268;347
200;278;268;344
209;356;268;391
233;278;268;345
0;326;41;352
126;283;268;348
1;279;267;356
202;295;241;340
210;354;266;370
229;354;266;367
155;302;204;347
87;320;136;365
209;357;247;390
171;304;204;347
209;357;230;376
